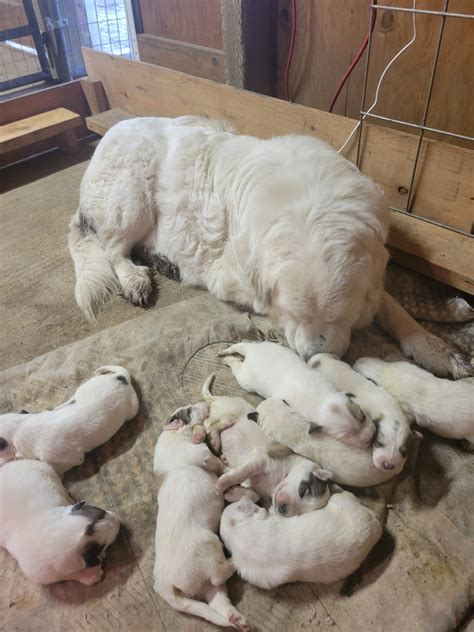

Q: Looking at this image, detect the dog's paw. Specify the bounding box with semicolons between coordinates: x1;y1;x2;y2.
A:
224;486;260;503
121;266;153;307
76;564;104;586
402;332;473;379
229;613;252;632
215;474;230;495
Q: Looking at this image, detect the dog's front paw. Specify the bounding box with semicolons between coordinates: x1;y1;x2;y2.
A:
229;613;252;632
215;473;231;495
402;332;473;379
122;266;153;307
76;565;104;586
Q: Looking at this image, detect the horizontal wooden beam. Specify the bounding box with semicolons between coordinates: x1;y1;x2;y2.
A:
86;108;135;136
82;49;474;294
137;34;224;82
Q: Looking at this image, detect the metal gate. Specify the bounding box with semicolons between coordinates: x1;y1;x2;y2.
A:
0;0;52;92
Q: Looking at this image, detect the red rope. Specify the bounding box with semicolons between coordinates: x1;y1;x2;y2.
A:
284;0;297;102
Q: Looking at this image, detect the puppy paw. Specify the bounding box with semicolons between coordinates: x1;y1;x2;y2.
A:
121;266;153;307
76;565;104;586
229;613;252;632
215;474;230;495
192;424;207;444
224;486;260;503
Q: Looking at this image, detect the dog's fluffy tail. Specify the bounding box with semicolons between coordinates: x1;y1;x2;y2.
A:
68;211;119;320
157;586;232;628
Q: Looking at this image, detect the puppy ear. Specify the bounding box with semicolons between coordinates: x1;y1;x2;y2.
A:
308;423;322;434
412;429;424;440
95;367;114;375
313;469;332;482
71;500;86;513
82;542;104;567
347;399;366;423
20;409;29;414
164;418;184;431
247;411;259;423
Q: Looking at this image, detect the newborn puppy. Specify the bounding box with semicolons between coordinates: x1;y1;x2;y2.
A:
220;490;382;589
153;404;249;630
309;353;416;473
219;342;375;448
201;375;332;517
257;398;394;487
0;459;119;585
0;366;139;473
354;357;474;448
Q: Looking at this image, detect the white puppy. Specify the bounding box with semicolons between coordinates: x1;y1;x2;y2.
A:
200;375;332;517
0;366;139;473
220;490;382;589
0;459;119;585
308;353;417;473
219;341;375;448
257;398;394;487
153;403;249;631
354;357;474;448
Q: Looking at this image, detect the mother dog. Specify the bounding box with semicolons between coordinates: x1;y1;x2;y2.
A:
69;116;471;378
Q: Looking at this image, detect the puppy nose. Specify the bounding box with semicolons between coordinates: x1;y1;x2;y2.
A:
277;504;287;516
383;462;395;471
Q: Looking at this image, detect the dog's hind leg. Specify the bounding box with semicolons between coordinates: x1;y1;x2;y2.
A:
215;451;266;493
106;239;153;307
205;585;251;631
377;292;473;379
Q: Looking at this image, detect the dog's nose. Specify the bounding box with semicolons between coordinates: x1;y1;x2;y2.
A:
383;462;395;470
277;504;287;516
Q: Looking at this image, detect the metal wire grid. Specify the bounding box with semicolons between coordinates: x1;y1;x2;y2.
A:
0;1;43;89
355;2;474;236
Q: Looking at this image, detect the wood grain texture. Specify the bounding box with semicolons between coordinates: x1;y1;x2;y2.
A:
80;78;109;115
138;34;224;82
0;107;81;153
86;108;136;135
82;49;473;292
139;0;222;49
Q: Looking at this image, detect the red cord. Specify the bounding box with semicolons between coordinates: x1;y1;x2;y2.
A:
328;8;377;113
284;0;297;102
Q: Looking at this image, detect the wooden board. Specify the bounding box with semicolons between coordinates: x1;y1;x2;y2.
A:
82;49;474;293
86;108;136;136
137;34;224;82
0;107;81;153
80;79;109;115
139;0;222;49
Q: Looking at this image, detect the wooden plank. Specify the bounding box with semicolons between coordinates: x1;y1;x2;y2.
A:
56;127;79;153
137;34;224;82
80;79;109;115
139;0;222;49
0;108;81;153
82;49;474;293
86;108;136;136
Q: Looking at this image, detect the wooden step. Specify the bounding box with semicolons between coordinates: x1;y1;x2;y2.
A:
86;108;137;136
0;107;82;154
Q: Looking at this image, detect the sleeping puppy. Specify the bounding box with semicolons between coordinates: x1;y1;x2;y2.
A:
220;490;382;589
257;398;395;487
354;357;474;448
201;375;332;517
0;459;119;585
219;341;376;448
0;366;139;473
308;353;419;473
153;403;250;631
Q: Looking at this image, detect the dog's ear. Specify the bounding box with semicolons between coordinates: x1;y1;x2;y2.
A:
247;411;259;423
308;423;321;434
313;468;332;482
164;418;184;431
20;409;29;414
82;542;104;567
71;501;86;513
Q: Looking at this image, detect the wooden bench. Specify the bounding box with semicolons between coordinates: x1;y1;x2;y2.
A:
85;108;136;136
0;107;81;155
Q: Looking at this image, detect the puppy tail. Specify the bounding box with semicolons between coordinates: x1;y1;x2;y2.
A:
202;374;216;401
68;210;119;321
157;586;232;628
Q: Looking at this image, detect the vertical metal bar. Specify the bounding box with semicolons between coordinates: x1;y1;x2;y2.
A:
405;0;449;213
22;0;52;81
356;6;376;168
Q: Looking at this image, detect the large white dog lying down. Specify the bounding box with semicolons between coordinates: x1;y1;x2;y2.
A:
69;115;471;378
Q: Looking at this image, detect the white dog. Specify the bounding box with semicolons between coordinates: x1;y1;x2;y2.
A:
256;398;394;487
308;353;418;473
218;341;376;449
354;357;474;448
0;366;139;474
68;115;471;378
0;459;120;585
153;403;249;630
199;375;332;516
220;490;382;589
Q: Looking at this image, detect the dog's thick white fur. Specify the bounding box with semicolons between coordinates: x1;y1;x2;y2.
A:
0;366;139;474
256;398;394;487
68;115;471;379
200;375;331;517
219;341;376;449
354;357;474;448
0;459;120;585
220;490;382;589
308;353;416;473
153;403;249;630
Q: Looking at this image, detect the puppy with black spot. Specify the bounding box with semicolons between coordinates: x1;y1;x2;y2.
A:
219;341;376;448
0;366;139;474
308;353;419;473
153;402;250;630
0;459;120;585
200;375;332;517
